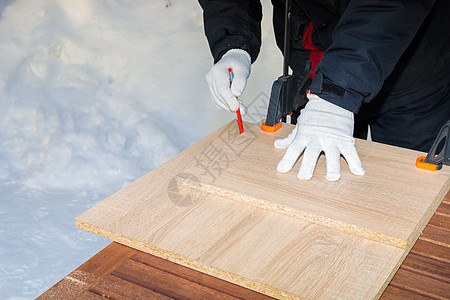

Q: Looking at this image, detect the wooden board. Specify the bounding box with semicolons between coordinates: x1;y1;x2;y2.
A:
76;121;450;299
38;192;450;299
39;193;450;299
177;122;449;249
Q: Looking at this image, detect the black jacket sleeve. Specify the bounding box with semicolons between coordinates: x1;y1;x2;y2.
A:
198;0;263;63
310;0;436;113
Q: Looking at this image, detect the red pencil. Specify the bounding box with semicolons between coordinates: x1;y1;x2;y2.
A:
236;108;244;134
228;68;244;134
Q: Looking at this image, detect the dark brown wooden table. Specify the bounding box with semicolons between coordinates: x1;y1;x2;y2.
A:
39;192;450;299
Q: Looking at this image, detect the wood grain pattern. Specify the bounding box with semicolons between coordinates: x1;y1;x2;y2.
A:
421;225;450;247
411;239;450;263
37;242;137;299
39;242;277;300
428;213;450;230
382;286;431;300
76;291;106;299
90;274;173;300
178;122;450;248
401;253;450;282
76;121;450;299
436;201;450;215
389;268;449;299
39;194;449;300
112;259;238;300
77;194;405;299
131;251;276;299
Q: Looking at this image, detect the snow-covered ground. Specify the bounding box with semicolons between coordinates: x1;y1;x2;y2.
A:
0;0;281;298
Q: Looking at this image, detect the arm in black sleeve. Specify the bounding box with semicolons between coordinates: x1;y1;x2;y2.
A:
310;0;436;113
199;0;263;63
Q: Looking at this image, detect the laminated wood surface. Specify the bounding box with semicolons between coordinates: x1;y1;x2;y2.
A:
177;122;449;248
42;193;449;299
76;121;450;299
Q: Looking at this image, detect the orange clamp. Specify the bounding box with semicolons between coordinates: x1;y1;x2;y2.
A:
415;156;439;171
261;121;282;132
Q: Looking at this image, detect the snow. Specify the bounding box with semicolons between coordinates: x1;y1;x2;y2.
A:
0;0;281;298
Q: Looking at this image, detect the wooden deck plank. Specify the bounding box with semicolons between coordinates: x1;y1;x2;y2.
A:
410;239;450;263
389;268;449;299
382;286;431;300
436;201;450;216
37;243;136;299
421;225;450;247
112;258;238;300
428;213;450;231
77;291;107;299
90;274;172;299
401;252;450;283
131;251;275;299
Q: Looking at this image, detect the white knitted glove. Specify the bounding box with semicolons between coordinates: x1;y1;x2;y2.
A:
206;49;250;115
274;93;365;181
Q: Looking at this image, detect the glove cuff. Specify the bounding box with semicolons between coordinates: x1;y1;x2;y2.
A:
222;49;251;67
306;92;353;120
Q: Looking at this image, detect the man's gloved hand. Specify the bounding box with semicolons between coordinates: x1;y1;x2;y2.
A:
274;93;365;181
206;49;251;115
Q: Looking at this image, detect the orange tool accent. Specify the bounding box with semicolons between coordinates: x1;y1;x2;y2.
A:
415;120;449;171
416;156;439;171
261;121;282;132
228;67;244;134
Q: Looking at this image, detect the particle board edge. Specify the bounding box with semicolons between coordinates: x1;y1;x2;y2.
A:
75;219;302;300
177;176;408;249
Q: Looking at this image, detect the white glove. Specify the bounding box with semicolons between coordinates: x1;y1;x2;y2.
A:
274;93;365;181
205;49;251;115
